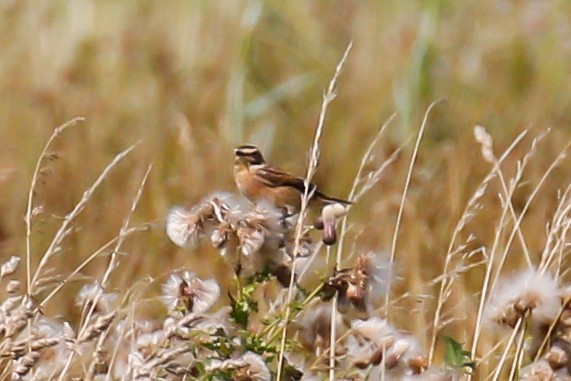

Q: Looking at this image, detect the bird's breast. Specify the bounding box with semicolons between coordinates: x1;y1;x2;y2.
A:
234;165;263;200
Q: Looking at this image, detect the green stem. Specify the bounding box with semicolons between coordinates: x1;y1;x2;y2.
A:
265;283;325;344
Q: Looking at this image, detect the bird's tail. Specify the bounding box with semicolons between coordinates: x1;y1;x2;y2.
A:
314;189;353;205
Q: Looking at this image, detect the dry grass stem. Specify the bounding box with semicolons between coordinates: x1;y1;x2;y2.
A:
385;99;443;314
276;41;353;381
31;142;139;291
24;117;85;295
429;128;529;366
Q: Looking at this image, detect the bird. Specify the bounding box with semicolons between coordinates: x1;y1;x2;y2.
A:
233;144;352;215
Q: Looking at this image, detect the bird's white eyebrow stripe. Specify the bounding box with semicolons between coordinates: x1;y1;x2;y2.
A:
236;147;259;155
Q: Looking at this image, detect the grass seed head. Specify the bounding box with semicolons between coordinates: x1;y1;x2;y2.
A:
6;280;20;293
11;352;40;380
1;256;20;278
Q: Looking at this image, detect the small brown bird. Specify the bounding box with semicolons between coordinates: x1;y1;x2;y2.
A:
233;144;352;215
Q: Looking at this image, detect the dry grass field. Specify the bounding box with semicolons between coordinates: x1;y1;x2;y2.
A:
0;1;571;380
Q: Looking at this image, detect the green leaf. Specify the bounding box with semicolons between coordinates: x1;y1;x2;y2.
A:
229;273;268;328
201;331;235;358
443;336;475;373
242;331;278;360
211;369;233;381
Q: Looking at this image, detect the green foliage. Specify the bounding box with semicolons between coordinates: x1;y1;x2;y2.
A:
289;299;304;313
242;331;278;361
229;271;272;328
282;362;304;381
228;291;257;329
207;370;234;381
443;336;475;373
201;329;235;358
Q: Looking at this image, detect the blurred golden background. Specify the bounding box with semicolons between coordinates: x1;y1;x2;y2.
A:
0;0;570;353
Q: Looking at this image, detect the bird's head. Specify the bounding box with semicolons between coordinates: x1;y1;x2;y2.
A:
234;144;266;166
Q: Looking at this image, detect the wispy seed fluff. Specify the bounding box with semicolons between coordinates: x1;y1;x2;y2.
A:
206;352;270;381
22;317;72;379
485;268;560;328
295;302;343;352
234;201;284;257
167;193;287;269
76;282;118;314
166;206;205;248
324;252;392;315
519;359;554;380
351;316;398;350
348;317;426;374
162;271;220;314
357;252;392;308
166;199;221;248
166;192;243;249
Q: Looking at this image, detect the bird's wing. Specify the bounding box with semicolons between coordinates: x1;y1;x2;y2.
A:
255;165;313;194
255;165;352;204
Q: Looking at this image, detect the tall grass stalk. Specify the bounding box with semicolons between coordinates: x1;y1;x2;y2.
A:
276;41;352;381
468;130;529;370
384;99;443;315
31;142;140;292
80;165;152;336
428;128;528;366
24;117;85;295
56;146;146;381
508;322;527;381
490;317;524;381
490;139;570;294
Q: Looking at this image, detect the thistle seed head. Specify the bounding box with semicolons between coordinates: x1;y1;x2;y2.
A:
162;271;220;314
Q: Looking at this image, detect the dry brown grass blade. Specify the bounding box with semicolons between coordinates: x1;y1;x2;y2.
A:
58;165;152;379
490;316;525;381
31;142;140;292
24;117;85;295
469;130;533;368
490;138;570;292
38;224;148;308
276;41;353;381
384;99;444;315
334;113;397;262
80;164;153;331
428;129;528;367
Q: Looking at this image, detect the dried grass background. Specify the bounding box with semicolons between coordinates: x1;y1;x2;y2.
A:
0;0;571;372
